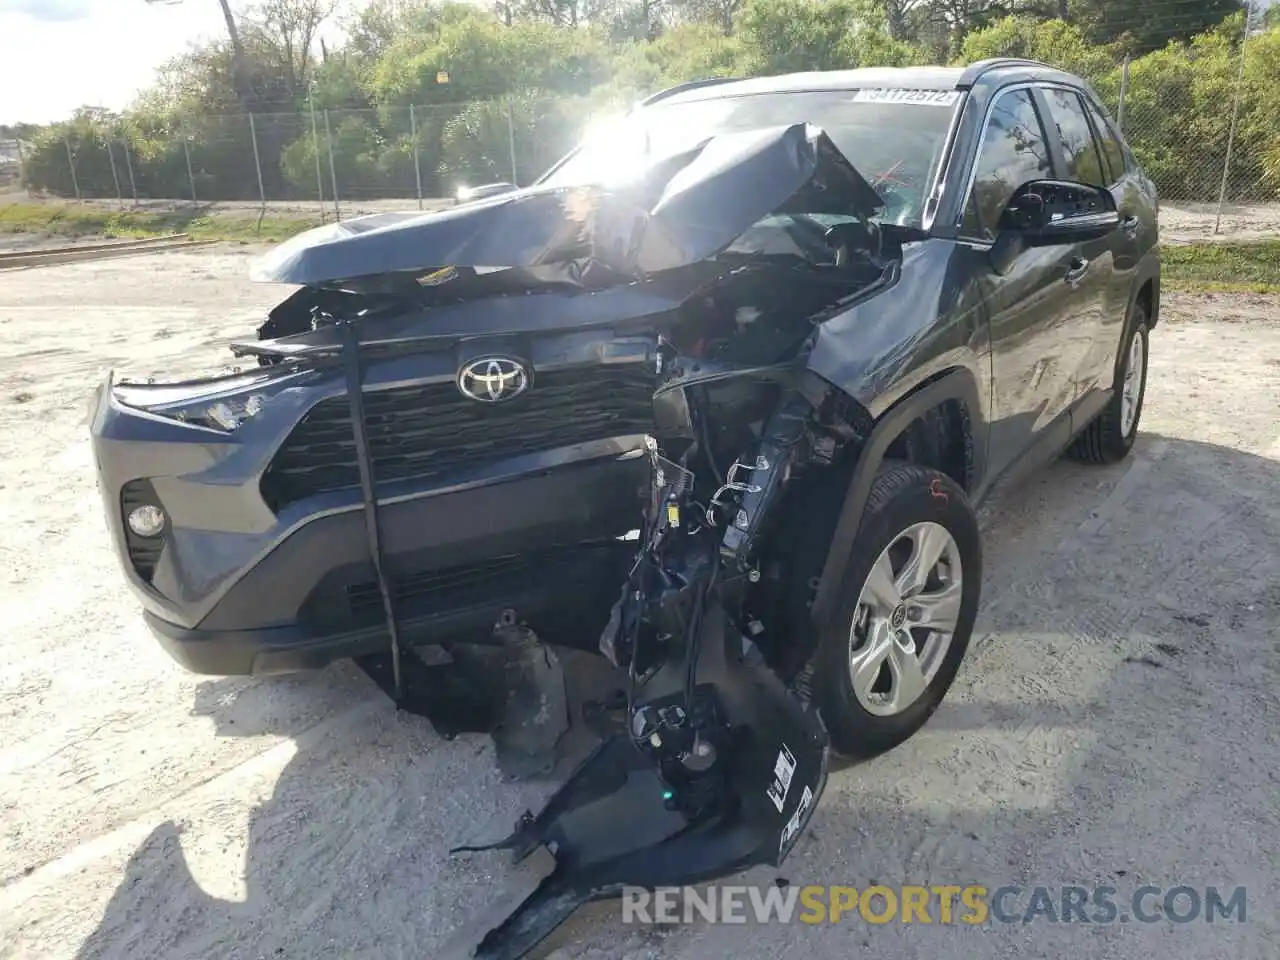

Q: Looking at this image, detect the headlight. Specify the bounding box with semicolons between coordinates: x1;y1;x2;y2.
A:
201;393;267;430
113;369;306;433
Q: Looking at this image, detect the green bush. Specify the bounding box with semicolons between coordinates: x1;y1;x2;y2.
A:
437;95;588;189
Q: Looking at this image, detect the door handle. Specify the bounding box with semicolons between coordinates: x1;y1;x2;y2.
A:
1121;214;1140;237
1063;256;1091;285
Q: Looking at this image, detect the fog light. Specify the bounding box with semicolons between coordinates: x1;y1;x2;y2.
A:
127;504;166;537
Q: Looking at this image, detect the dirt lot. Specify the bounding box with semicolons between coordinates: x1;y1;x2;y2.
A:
0;249;1277;960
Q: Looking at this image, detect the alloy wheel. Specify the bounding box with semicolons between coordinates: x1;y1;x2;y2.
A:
848;521;963;717
1120;326;1146;438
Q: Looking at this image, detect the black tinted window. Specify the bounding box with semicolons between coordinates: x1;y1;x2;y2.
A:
962;88;1053;239
1043;87;1108;187
1082;96;1126;183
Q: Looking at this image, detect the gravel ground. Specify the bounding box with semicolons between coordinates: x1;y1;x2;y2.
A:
1157;200;1280;242
0;250;1277;960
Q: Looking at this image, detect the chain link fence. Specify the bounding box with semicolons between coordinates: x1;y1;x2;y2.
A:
1104;12;1280;238
11;26;1280;240
15;96;612;220
0;139;23;191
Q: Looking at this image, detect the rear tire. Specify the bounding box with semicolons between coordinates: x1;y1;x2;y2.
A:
1069;303;1149;465
812;464;981;760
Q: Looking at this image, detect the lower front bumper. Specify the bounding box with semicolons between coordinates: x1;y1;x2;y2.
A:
145;612;388;675
145;537;634;675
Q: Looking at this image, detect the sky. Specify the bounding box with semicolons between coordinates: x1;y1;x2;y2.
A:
0;0;314;125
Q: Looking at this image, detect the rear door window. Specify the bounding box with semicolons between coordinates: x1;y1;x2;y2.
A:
1042;87;1108;187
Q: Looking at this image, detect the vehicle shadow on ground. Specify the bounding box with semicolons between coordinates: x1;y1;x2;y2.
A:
73;434;1279;960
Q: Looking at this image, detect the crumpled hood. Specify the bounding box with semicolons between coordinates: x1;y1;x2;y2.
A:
250;122;885;286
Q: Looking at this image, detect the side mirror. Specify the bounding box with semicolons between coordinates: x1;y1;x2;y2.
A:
997;179;1119;246
456;182;518;204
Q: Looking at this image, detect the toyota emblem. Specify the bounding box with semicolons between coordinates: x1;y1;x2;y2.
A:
457;357;531;402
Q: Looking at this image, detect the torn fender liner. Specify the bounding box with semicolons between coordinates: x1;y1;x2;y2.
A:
250;123;885;286
440;606;830;960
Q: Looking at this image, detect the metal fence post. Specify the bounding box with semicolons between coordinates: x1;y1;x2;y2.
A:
506;96;519;186
309;89;326;221
106;137;124;208
249;113;267;219
1116;55;1130;132
1214;8;1252;235
122;138;139;205
184;136;198;205
63;138;82;201
324;109;340;220
410;103;424;210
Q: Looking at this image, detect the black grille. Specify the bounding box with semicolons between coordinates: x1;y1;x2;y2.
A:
261;364;655;510
346;547;599;617
121;479;164;582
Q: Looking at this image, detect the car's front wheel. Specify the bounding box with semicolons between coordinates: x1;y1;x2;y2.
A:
813;464;982;759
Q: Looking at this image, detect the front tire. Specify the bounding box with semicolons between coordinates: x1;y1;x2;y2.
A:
813;464;982;759
1069;303;1149;465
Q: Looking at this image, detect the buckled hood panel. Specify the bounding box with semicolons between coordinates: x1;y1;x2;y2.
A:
250;123;885;287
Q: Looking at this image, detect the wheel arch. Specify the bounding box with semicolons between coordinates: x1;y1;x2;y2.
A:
809;367;985;631
1132;250;1160;330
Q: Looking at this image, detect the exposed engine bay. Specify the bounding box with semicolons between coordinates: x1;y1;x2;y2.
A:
209;123;921;959
434;376;863;958
419;220;900;960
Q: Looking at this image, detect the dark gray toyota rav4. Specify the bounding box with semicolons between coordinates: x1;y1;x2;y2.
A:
90;60;1159;953
90;57;1157;757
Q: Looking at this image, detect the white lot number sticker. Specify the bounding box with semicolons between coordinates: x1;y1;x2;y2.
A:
852;88;961;107
766;743;797;813
779;784;815;859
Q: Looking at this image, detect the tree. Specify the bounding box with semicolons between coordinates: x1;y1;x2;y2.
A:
146;0;253;104
1072;0;1244;55
240;0;337;98
145;0;336;107
672;0;745;36
34;0;1270;206
736;0;915;74
958;15;1120;81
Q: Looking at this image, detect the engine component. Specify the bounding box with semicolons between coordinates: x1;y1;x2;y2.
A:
719;391;813;570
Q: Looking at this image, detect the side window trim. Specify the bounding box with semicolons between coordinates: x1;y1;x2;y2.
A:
1029;86;1069;179
1081;92;1126;184
955;82;1054;244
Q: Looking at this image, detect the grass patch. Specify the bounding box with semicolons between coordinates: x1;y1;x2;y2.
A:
1162;240;1280;293
0;201;320;244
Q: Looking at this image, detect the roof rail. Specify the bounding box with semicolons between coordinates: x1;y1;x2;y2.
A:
957;58;1054;87
641;76;743;106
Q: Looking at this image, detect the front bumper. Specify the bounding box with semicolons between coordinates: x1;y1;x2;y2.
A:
143;535;634;675
90;371;650;675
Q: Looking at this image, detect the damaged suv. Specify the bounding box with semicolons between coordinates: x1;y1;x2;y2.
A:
91;59;1157;956
91;57;1157;730
91;56;1157;733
